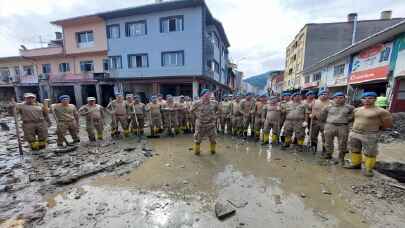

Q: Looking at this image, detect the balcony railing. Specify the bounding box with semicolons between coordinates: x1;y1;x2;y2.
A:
45;73;96;83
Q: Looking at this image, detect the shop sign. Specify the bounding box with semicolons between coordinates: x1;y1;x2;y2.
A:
349;42;393;84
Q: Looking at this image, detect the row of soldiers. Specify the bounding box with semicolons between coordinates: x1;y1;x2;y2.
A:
217;90;393;177
14;87;392;177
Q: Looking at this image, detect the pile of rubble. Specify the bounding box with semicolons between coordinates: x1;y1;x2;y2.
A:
0;116;154;223
379;112;405;143
351;179;405;204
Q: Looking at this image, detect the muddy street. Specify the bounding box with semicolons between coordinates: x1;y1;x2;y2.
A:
0;128;401;227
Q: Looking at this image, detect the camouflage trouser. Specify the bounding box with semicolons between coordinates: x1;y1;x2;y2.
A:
177;111;187;128
220;114;231;132
231;115;242;132
22;121;48;143
324;123;349;157
185;112;194;129
253;116;264;132
86;118;104;140
163;111;177;129
111;115;129;132
56;120;79;145
194;122;216;144
149;113;162;129
131;114;145;132
310;119;325;146
263;119;281;135
348;131;379;156
283;119;305;141
242;114;251;131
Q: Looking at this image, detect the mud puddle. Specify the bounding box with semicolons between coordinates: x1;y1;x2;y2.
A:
38;135;394;228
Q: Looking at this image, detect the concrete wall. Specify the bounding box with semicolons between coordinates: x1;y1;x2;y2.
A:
63;20;108;55
106;7;203;78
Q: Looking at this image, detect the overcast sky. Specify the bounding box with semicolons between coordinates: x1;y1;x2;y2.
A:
1;0;404;76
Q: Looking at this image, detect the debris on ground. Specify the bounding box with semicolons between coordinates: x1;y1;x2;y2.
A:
215;201;236;220
375;161;405;183
351;179;405;203
380;112;405;143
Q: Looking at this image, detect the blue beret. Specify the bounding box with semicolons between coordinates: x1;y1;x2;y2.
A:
318;90;327;96
292;92;301;97
115;92;123;96
305;91;315;96
59;95;70;101
200;89;209;96
362;92;377;98
282;92;291;96
246;92;254;96
150;95;157;100
333;92;345;98
166;94;173;98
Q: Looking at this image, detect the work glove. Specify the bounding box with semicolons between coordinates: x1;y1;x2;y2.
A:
302;121;308;128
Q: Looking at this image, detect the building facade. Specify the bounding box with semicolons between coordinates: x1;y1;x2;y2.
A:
302;19;405;111
285;11;403;91
0;0;234;105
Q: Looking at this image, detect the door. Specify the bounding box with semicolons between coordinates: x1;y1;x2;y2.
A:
391;78;405;112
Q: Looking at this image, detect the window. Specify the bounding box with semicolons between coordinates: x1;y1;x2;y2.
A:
288;68;293;75
128;54;148;68
379;47;391;62
103;59;109;71
23;65;34;75
210;32;219;48
14;66;20;77
333;64;345;76
162;51;184;67
107;24;120;39
313;72;321;81
0;67;10;78
80;61;94;72
126;21;147;37
304;75;310;83
109;56;122;69
42;64;51;74
160;16;184;33
59;63;70;73
213;60;220;73
292;54;296;61
76;31;94;48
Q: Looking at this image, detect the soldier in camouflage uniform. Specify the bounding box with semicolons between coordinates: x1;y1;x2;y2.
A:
262;96;282;145
107;93;130;138
345;92;393;177
191;89;219;155
78;97;105;141
219;95;232;134
282;93;309;151
231;94;243;136
125;94;135;133
51;95;80;147
320;92;354;164
240;93;255;138
253;94;267;141
309;90;331;153
184;96;194;133
146;96;162;137
279;92;291;144
176;95;187;133
15;93;51;150
131;95;146;135
161;95;178;135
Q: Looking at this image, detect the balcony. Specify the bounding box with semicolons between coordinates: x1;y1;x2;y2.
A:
41;73;96;83
15;74;39;84
20;46;63;57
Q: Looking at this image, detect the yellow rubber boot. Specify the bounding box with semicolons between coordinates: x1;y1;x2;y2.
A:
124;129;130;137
37;140;47;149
297;138;305;145
281;136;291;150
210;143;216;155
262;132;270;144
30;141;39;151
364;155;377;177
96;132;103;140
345;152;362;169
271;135;279;145
194;143;201;155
